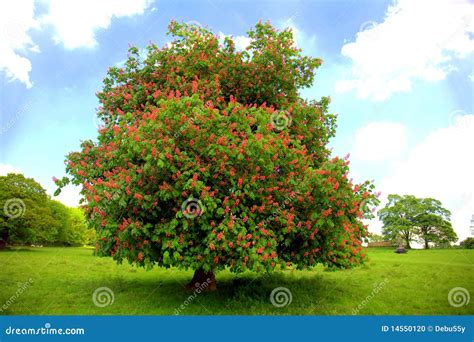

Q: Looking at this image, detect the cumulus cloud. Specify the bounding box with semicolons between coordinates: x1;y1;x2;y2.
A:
218;32;252;51
0;0;39;88
218;16;316;54
378;114;474;241
336;0;474;101
353;122;406;161
0;0;153;87
41;0;153;49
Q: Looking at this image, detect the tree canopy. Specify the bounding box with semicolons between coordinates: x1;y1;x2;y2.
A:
378;194;457;249
0;173;93;248
56;21;377;287
0;173;55;247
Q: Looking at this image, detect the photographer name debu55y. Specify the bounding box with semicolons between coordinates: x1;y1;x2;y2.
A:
434;325;466;334
381;325;466;334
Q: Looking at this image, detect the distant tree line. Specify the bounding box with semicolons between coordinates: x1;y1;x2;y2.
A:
0;173;95;249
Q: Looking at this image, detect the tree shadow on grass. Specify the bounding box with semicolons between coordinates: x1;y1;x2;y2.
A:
65;271;345;314
15;268;360;315
187;272;357;315
0;247;38;253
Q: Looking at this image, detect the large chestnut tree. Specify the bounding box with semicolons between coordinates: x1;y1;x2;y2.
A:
56;21;377;290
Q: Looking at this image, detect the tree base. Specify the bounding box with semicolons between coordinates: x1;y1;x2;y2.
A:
186;269;217;292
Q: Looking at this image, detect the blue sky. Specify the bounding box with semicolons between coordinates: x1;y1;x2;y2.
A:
1;0;473;241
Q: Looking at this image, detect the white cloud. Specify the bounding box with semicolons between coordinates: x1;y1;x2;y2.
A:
378;115;474;241
218;32;251;51
0;0;39;88
0;164;23;176
233;35;252;51
0;0;153;87
53;184;82;207
336;0;474;101
353;122;406;161
41;0;153;49
218;16;316;54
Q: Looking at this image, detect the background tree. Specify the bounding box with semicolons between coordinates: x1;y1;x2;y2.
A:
0;173;93;248
378;195;418;248
0;174;57;248
460;237;474;249
68;207;96;246
48;199;71;245
56;21;377;289
48;201;94;246
365;232;385;243
379;194;457;249
415;198;456;249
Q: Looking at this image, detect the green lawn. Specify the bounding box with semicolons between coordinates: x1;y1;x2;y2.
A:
0;247;473;315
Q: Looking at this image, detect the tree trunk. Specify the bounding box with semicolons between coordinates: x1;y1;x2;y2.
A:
424;240;429;249
404;237;411;249
186;268;217;291
0;231;8;249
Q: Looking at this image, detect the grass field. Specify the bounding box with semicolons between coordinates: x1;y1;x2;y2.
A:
0;247;472;315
